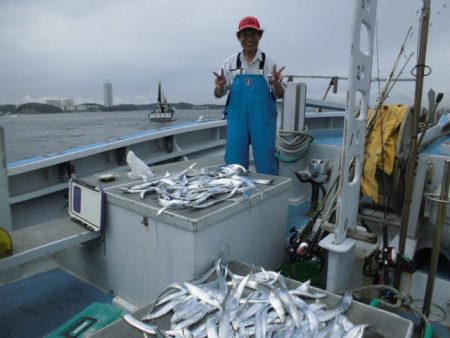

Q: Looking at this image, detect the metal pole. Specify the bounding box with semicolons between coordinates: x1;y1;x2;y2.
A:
422;160;450;319
0;125;13;231
394;0;431;289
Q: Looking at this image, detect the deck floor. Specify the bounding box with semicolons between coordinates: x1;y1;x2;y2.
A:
0;268;112;338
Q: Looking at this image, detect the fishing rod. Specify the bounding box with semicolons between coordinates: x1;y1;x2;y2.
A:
287;3;423;271
366;14;418;139
298;11;418;231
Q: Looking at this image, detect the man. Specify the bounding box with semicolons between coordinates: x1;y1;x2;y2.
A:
214;16;284;176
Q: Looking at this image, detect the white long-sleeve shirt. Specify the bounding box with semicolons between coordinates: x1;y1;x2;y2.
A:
219;49;278;92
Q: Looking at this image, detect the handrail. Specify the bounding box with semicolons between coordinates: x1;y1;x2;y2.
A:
7;120;227;176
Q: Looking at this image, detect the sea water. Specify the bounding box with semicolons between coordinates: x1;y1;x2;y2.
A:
0;109;224;163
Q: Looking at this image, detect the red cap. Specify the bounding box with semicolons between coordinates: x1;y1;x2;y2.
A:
238;16;261;32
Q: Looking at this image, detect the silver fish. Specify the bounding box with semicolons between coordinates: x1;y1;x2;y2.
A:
130;261;368;338
315;292;353;322
141;296;187;321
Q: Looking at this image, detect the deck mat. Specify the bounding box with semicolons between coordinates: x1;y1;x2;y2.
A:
47;302;125;338
0;268;112;338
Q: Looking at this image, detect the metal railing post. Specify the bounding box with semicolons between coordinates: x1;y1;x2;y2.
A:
0;125;13;231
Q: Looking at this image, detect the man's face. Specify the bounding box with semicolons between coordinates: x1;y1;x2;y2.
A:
238;29;261;53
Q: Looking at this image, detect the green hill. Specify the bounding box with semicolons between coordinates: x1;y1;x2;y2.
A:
16;103;62;114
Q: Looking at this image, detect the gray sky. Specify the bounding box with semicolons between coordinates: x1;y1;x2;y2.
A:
0;0;449;107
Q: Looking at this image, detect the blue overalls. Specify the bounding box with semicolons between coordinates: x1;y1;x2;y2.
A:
224;52;279;175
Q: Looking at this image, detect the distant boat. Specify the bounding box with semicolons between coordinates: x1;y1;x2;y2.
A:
148;82;176;122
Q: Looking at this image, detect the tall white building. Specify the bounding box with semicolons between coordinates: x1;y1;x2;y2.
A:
103;81;113;107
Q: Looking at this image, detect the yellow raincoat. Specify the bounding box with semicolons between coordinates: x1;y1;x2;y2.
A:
361;105;409;203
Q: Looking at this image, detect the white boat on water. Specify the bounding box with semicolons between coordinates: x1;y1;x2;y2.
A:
0;1;449;337
148;82;176;122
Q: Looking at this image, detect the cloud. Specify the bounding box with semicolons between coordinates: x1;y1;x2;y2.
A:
0;0;449;107
20;95;34;103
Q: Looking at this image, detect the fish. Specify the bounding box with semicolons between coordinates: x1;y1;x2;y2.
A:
154;289;186;307
141;296;187;321
121;164;258;214
123;261;370;338
206;315;219;338
139;187;163;199
327;316;347;338
291;294;319;337
171;306;214;331
123;314;158;334
255;304;270;338
119;180;159;193
251;178;274;185
315;292;353;322
289;280;328;299
174;281;223;311
223;163;247;176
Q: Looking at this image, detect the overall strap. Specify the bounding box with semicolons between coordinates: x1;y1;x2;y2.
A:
234;52;265;73
259;52;265;71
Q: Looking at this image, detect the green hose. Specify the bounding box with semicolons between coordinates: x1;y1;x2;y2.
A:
423;324;433;338
369;298;380;307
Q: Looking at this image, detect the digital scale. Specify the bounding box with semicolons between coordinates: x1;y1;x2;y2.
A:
69;178;105;232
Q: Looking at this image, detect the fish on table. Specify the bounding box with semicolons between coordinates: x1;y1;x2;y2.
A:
121;164;259;214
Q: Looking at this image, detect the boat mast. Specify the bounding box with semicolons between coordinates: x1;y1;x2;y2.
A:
394;0;431;289
157;82;162;104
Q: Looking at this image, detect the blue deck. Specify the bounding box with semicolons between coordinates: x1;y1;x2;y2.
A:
0;269;113;338
310;129;343;146
287;202;312;233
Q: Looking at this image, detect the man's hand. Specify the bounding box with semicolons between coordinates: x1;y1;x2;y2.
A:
213;69;226;98
270;65;285;84
270;65;285;98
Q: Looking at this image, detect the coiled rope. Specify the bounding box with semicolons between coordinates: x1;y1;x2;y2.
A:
275;129;313;163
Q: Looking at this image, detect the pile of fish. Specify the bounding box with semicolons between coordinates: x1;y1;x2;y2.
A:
121;164;259;214
123;260;370;338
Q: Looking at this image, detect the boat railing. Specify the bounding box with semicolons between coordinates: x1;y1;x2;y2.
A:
1;120;227;230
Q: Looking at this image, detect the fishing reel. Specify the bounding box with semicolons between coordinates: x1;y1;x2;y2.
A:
296;159;331;184
285;228;308;262
285;227;323;270
296;159;331;213
363;246;398;278
362;246;396;302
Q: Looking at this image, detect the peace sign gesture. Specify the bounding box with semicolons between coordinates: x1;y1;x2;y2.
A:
213;69;227;98
213;69;226;87
270;65;285;98
270;65;285;85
